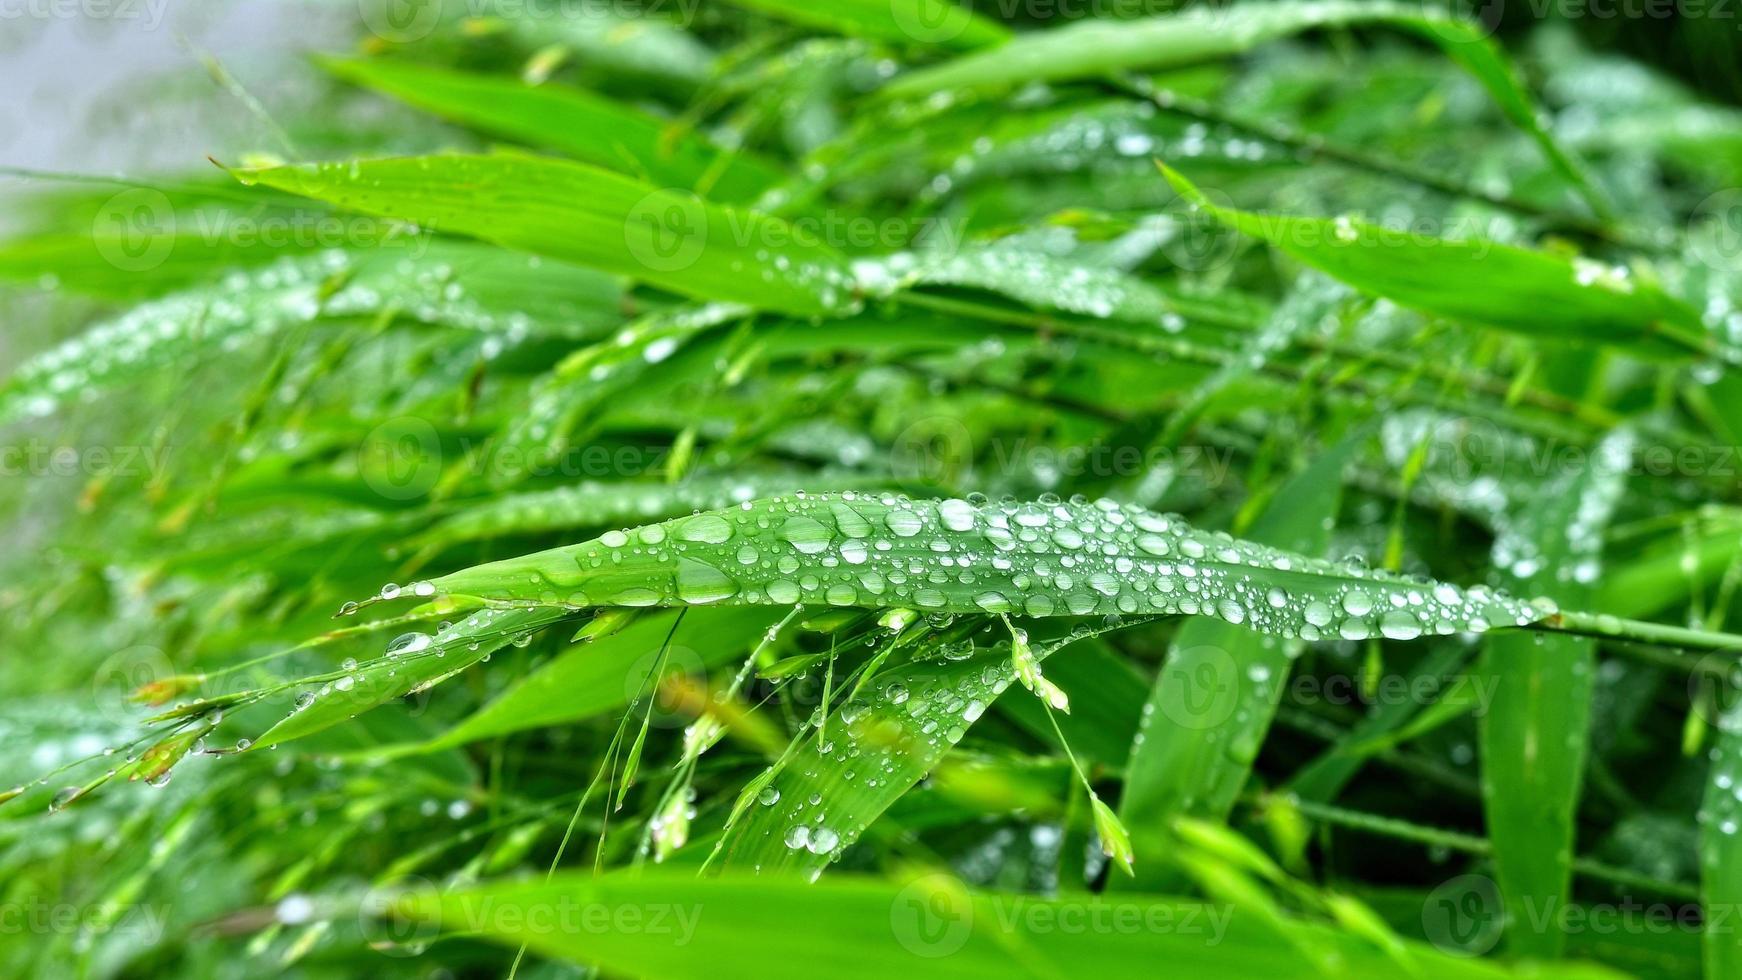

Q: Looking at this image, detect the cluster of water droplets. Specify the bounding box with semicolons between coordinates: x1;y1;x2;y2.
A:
1700;705;1742;852
759;651;1015;868
902;242;1183;325
502;302;748;462
284;605;532;727
937;102;1273;194
429;472;867;545
1491;429;1633;586
522;493;1542;643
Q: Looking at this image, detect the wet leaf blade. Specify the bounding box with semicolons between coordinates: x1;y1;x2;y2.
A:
883;0;1602;209
320;58;783;203
1477;431;1633;958
426;494;1543;643
1701;703;1742;980
1118;441;1355;885
252;606;572;750
719;0;1008;49
234;154;857;316
403;867;1614;979
1160;166;1708;359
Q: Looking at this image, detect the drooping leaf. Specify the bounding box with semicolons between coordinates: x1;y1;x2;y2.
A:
234;154;859;316
320;57;783;203
421;493;1545;642
884;0;1602;210
1161;165;1711;359
251;606;573;749
719;0;1008;50
0;241;623;423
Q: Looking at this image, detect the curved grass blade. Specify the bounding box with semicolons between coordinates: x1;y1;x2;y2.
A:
1161;166;1711;360
320;58;783;203
422;493;1544;643
397;606;784;754
1118;441;1355;888
233;154;858;316
1478;430;1632;958
0;241;622;424
420;472;886;549
251;605;573;750
883;0;1603;212
400;868;1624;979
1701;701;1742;980
719;0;1007;50
714;639;1019;873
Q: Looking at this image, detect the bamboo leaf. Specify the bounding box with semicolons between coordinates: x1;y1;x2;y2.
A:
320;58;783;203
1478;429;1633;958
719;0;1008;50
399;868;1624;979
1118;441;1355;886
252;606;572;749
1161;165;1710;359
233;154;859;316
421;493;1544;641
0;241;623;424
884;0;1602;210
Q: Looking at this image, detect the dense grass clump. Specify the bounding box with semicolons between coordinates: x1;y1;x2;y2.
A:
5;2;1742;977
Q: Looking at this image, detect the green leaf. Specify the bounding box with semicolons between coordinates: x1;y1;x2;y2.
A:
883;0;1602;211
320;58;783;203
719;0;1008;50
252;606;573;749
422;493;1544;642
395;606;783;753
419;472;887;549
0;241;623;424
1701;702;1742;980
1478;429;1633;958
1161;165;1710;359
1118;441;1355;885
233;154;858;316
713;640;1018;873
400;867;1624;979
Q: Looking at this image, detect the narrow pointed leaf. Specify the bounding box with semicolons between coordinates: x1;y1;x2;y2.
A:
423;493;1544;642
720;0;1008;50
234;154;859;316
1119;441;1355;886
1162;165;1709;359
320;58;782;203
1478;430;1632;958
252;606;571;749
884;0;1601;209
